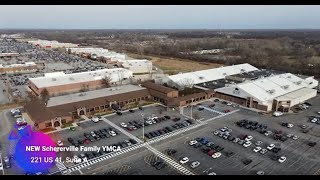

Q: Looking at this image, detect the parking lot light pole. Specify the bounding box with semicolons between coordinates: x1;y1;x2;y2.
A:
141;113;145;142
190;98;194;120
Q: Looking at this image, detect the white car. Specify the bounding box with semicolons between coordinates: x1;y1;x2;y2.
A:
287;124;294;128
90;131;96;137
253;146;262;152
255;141;263;146
190;161;200;168
257;171;265;175
212;152;222;159
57;141;64;147
267;144;275;150
146;120;153;125
208;172;217;175
264;131;272;136
180;157;189;164
120;122;127;128
292;135;298;140
260;149;268;154
109;131;116;137
278;156;286;163
318;111;320;115
226;102;232;106
273;111;283;117
243;141;252;148
91;117;99;123
245;135;253;141
233;138;240;143
213;131;219;135
311;118;318;123
286;134;293;138
188;140;198;146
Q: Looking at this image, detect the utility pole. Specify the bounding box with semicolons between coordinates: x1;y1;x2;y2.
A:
190;98;194;120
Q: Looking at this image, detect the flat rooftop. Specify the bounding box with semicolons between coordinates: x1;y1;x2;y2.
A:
196;78;242;89
29;68;133;88
47;84;146;107
228;69;283;80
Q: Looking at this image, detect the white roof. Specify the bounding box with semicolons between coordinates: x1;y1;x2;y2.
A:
216;73;318;103
29;68;133;88
167;63;258;86
275;88;317;101
47;84;146;107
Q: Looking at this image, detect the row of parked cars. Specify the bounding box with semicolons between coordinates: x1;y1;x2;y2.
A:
64;127;120;147
214;127;287;163
120;115;170;131
236;119;297;142
143;119;194;139
74;138;139;163
187;136;233;159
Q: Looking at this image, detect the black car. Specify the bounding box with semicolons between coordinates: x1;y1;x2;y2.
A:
213;99;219;102
94;136;101;141
304;102;312;106
308;142;316;147
302;129;309;133
144;122;150;126
145;133;152;139
85;152;95;159
162;129;169;133
84;133;90;138
129;109;135;113
193;143;202;148
77;140;84;145
158;130;165;135
243;159;252;165
271;147;281;153
171;125;179;129
164;115;171;119
88;136;95;142
67;137;74;143
154;131;161;136
198;107;204;111
172;117;181;122
92;151;100;157
186;119;194;124
202;147;211;153
215;146;224;152
116;111;122;116
228;136;235;141
166;149;177;155
280;136;288;142
271;155;280;161
225;151;234;157
139;106;143;111
150;132;157;137
129;139;138;144
281;122;288;127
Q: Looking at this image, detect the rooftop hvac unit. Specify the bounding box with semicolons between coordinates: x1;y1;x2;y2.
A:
199;76;204;80
295;81;302;85
69;77;74;80
223;73;227;75
309;82;313;85
267;89;275;94
282;85;289;89
287;75;291;78
52;78;56;81
240;69;245;72
109;88;114;91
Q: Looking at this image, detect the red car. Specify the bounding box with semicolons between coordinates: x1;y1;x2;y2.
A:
207;150;216;156
275;130;283;134
83;139;90;144
209;104;215;108
224;110;231;113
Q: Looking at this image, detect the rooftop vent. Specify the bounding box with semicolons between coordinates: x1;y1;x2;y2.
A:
222;73;227;76
267;89;275;94
295;81;302;85
287;75;291;78
69;77;74;80
52;78;56;81
282;85;289;89
199;76;204;80
240;69;245;72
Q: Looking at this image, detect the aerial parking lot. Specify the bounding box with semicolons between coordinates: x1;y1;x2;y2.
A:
56;95;320;175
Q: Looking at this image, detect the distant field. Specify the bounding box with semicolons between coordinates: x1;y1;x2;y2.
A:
127;53;222;75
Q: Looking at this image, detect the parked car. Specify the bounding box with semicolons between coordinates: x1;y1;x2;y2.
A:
242;159;252;165
267;144;275;150
190;161;200;168
166;149;177;155
3;156;11;169
129;109;135;113
273;111;283;117
278;156;286;163
198;107;204;111
253;146;262;152
120;122;127;128
179;157;189;164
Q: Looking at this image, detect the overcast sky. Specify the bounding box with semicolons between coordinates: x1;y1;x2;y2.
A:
0;5;320;29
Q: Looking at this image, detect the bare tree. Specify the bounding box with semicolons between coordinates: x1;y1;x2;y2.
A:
179;78;194;89
40;88;50;103
102;74;112;88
